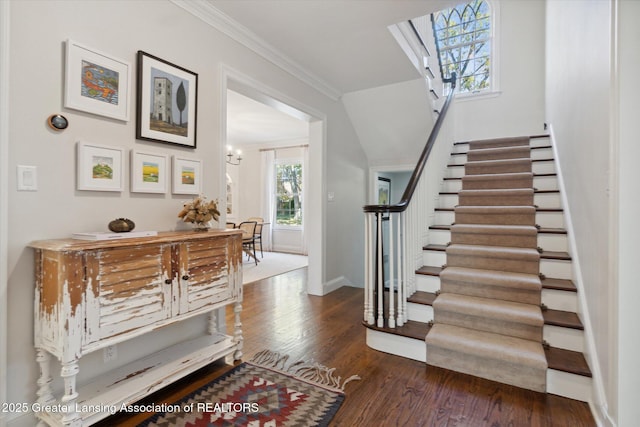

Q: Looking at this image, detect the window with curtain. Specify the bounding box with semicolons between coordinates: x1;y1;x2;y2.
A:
432;0;492;94
274;160;303;227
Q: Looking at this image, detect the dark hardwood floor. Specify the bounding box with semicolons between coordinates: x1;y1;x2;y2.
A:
98;267;595;426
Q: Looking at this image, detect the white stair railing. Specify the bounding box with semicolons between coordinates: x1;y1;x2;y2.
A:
363;75;456;330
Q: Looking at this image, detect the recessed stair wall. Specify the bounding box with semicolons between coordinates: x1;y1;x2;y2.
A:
364;135;593;403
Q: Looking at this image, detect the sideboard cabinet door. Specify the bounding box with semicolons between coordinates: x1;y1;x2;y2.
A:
175;236;232;315
85;243;173;344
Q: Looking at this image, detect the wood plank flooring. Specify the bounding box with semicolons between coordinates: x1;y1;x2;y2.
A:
97;267;595;426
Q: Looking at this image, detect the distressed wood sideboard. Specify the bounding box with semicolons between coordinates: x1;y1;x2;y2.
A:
29;230;243;427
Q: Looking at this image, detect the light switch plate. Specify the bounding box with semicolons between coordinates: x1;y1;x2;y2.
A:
17;165;37;191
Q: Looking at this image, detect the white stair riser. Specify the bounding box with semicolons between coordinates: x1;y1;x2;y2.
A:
547;369;592;402
544;324;584;352
434;210;565;229
366;329;426;362
538;233;568;252
540;258;572;280
429;229;568;252
436;193;561;210
440;175;559;193
542;288;577;312
415;273;441;293
407;302;433;323
448;148;553;165
533;160;556;175
423;250;446;267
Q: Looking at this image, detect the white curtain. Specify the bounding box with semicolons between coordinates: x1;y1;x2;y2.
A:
261;150;275;251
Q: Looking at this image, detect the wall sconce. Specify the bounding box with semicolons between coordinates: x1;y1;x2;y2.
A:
226;145;242;165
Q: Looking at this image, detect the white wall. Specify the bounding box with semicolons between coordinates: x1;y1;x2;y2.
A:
5;1;367;424
545;0;616;424
342;78;434;167
452;0;546;141
615;1;640;425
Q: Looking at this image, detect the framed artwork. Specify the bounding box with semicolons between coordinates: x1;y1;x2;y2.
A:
136;51;198;148
64;40;131;121
130;150;169;193
77;141;125;192
377;177;391;218
172;155;202;195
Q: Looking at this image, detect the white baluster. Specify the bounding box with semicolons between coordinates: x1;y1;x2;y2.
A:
364;213;371;323
388;212;396;328
397;213;405;326
36;348;55;408
377;212;384;328
233;301;243;360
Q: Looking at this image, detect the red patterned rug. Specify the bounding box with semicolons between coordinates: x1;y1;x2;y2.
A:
139;350;360;427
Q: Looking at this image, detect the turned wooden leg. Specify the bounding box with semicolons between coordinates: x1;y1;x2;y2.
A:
60;360;81;426
233;301;243;360
36;348;55;407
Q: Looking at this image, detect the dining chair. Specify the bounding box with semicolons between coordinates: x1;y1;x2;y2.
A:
247;217;264;258
237;221;258;265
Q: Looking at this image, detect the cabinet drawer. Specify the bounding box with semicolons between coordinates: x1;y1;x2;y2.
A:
85;245;172;344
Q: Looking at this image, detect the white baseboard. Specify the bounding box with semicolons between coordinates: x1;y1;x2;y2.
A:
323;275;352;295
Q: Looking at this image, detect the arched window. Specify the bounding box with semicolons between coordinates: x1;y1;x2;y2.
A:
432;0;493;94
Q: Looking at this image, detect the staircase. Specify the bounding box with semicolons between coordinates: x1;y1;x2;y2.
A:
364;135;593;402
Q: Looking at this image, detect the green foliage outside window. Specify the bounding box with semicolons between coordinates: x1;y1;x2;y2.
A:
433;0;491;93
275;162;303;226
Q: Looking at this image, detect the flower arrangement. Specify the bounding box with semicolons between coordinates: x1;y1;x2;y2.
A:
178;195;220;230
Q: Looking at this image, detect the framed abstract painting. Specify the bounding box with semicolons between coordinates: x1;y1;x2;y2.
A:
136;51;198;148
64;40;131;121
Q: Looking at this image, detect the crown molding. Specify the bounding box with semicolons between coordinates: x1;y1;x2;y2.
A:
170;0;342;101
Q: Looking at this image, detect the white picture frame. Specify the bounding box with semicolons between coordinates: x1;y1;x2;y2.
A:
172;155;202;195
77;141;125;192
130;150;169;194
65;39;131;121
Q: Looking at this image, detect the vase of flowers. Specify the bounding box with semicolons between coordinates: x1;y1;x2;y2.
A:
178;195;220;231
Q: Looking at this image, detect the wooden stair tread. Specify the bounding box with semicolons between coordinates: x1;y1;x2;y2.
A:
542;309;583;330
422;244;571;261
447;158;554;168
435;207;563;212
541;277;577;292
362;320;430;341
452;145;553;156
416;265;443;276
439;190;559;195
416;264;577;293
444;173;557;181
365;321;591;378
408;291;437;305
545;346;592;377
429;224;567;235
541;250;572;261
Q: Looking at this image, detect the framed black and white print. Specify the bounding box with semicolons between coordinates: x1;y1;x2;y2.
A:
65;40;131;121
136;51;198;148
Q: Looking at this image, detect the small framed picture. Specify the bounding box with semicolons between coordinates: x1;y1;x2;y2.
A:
64;40;131;121
377;177;391;218
136;51;198;148
172;155;202;195
77;141;125;192
130;150;169;194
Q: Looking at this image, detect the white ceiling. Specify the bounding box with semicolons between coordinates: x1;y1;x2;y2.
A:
211;0;460;147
